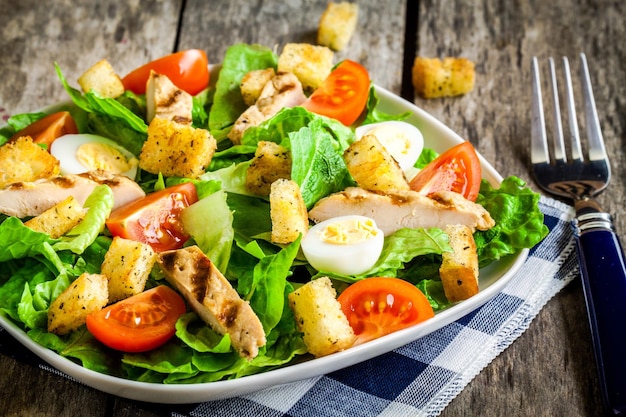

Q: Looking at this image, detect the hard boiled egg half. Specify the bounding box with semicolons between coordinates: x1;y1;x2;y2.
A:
355;120;424;177
50;134;139;179
301;215;384;276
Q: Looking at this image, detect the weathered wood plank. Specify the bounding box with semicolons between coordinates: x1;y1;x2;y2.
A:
413;1;625;416
177;0;407;94
0;0;182;117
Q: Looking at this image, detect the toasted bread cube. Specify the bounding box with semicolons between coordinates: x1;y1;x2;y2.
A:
146;71;193;124
245;141;292;196
277;43;334;91
317;2;359;51
270;179;309;244
77;59;125;99
343;134;409;192
24;196;85;238
101;236;156;303
0;136;60;188
240;68;276;106
439;224;479;302
47;273;109;335
139;117;217;178
288;277;356;357
412;57;475;99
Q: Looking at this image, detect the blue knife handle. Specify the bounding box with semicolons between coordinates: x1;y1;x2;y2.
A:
574;212;626;416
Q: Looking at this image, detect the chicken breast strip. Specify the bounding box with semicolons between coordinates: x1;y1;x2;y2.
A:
308;187;495;236
157;246;266;361
0;170;146;218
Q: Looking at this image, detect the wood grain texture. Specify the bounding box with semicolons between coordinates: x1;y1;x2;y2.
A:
0;0;182;117
413;1;625;416
178;0;407;93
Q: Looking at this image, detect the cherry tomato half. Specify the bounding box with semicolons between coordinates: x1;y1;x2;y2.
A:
337;277;434;345
106;182;198;252
409;141;482;202
301;59;370;126
10;111;79;148
122;49;210;96
86;285;186;353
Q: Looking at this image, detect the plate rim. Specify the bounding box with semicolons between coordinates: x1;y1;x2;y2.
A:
0;85;529;404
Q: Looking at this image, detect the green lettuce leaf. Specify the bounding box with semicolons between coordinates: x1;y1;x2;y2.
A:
52;185;114;254
181;189;234;273
55;63;147;155
209;44;278;142
474;176;549;266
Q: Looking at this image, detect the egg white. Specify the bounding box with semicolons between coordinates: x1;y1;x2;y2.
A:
50;133;139;179
355;120;424;174
301;215;384;276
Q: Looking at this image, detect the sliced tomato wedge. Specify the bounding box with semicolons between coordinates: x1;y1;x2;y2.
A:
409;141;482;201
122;49;209;96
10;111;79;148
337;277;434;345
86;286;186;352
106;182;198;252
301;59;370;126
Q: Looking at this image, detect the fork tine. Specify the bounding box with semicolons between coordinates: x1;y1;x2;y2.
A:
531;57;550;164
579;53;609;164
548;58;567;163
562;57;583;161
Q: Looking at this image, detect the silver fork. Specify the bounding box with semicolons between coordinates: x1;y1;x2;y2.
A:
531;54;626;415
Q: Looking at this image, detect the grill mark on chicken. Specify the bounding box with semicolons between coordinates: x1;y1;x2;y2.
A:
157;246;266;360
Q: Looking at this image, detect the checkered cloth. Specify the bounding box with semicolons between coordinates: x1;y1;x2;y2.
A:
0;196;577;417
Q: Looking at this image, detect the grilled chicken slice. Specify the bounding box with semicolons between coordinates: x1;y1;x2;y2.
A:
0;170;146;218
146;71;194;124
308;187;495;236
157;246;266;360
227;71;306;144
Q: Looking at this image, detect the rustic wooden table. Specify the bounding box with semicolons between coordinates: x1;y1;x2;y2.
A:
1;0;624;416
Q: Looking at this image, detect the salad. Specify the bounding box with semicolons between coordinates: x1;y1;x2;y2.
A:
0;43;548;384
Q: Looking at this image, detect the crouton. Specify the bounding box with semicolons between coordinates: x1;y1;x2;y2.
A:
146;71;193;124
24;196;85;238
139;117;217;178
277;43;334;91
270;178;309;244
77;59;125;99
240;68;276;106
245;141;292;196
412;57;475;99
101;236;156;303
288;277;356;357
343;134;410;192
317;2;359;51
439;224;479;302
47;273;109;335
0;136;60;188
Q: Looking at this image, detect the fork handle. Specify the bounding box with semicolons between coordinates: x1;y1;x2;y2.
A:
574;212;626;415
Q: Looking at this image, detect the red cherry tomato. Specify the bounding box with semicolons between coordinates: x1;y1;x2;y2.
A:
86;286;186;353
106;182;198;252
409;141;482;201
10;111;79;148
337;277;435;345
121;49;210;96
301;59;370;126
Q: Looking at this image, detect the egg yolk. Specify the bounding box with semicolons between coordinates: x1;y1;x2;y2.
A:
319;218;379;245
76;142;138;174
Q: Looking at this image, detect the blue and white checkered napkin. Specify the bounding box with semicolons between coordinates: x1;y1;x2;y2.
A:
0;196;577;417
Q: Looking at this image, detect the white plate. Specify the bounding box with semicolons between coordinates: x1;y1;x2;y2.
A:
0;85;529;404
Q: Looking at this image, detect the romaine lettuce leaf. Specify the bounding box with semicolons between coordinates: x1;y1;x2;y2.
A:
209;43;278;142
474;176;549;266
52;185;114;254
